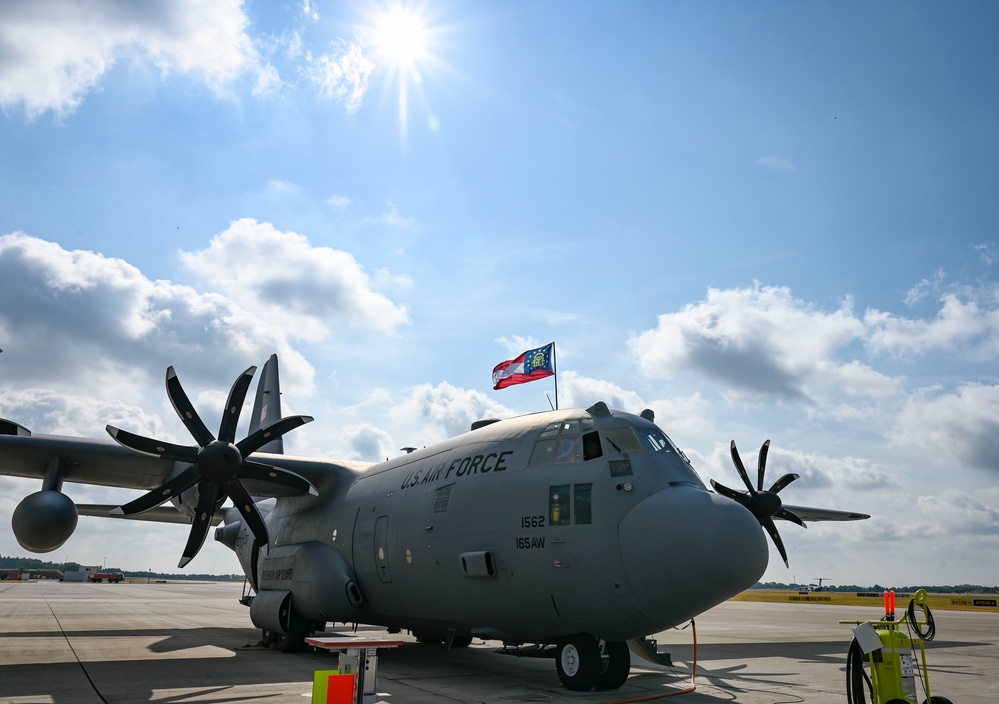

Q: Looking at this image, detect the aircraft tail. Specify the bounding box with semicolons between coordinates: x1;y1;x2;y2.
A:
249;353;284;454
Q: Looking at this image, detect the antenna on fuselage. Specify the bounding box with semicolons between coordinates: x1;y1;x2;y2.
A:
545;393;555;411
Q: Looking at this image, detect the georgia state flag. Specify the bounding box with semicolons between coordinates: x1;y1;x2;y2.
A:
492;343;554;390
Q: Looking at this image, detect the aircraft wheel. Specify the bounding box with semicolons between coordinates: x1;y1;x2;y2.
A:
260;629;279;647
450;633;473;648
596;641;630;690
555;634;600;691
277;610;310;653
413;631;444;645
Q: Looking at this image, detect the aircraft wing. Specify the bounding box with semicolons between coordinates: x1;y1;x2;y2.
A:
0;429;175;491
0;426;338;497
75;504;224;525
780;504;870;522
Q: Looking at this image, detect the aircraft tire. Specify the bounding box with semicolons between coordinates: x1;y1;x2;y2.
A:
413;631;444;645
556;634;601;692
450;633;473;648
595;641;630;690
277;611;310;653
260;629;279;648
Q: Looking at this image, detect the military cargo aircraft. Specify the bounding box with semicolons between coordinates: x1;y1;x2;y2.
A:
0;355;868;691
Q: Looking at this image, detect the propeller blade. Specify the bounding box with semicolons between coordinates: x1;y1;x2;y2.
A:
710;479;746;503
166;366;215;448
730;441;756;494
776;507;806;528
757;440;770;491
761;516;789;568
225;479;270;547
178;482;222;568
236;415;314;457
768;472;799;495
106;425;199;463
111;465;202;516
242;461;319;496
218;366;256;444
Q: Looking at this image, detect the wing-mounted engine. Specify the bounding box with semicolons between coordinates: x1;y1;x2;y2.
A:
249;542;365;643
4;420;79;552
106;362;318;567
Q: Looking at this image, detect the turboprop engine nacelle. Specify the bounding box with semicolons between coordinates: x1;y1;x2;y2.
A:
11;490;79;552
252;542;365;626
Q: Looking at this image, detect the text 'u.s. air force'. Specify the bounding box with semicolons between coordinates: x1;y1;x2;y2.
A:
400;450;514;490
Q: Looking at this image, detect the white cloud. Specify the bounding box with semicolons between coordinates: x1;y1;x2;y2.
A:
894;384;999;474
179;218;410;339
301;0;320;23
304;39;374;114
327;194;351;210
629;284;866;402
0;0;265;119
0;231;316;408
865;293;999;356
390;382;514;442
904;268;945;307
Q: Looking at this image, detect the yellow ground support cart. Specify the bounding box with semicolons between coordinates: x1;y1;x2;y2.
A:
840;589;952;704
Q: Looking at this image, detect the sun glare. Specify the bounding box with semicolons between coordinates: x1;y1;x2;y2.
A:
371;7;429;68
367;3;441;143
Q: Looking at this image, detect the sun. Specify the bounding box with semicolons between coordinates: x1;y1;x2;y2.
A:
370;6;430;69
366;3;440;142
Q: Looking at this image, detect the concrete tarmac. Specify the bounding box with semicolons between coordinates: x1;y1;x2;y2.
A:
0;580;994;703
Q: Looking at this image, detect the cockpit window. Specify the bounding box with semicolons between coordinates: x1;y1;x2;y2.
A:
582;431;602;461
554;436;581;464
604;427;643;453
531;419;586;466
639;428;672;453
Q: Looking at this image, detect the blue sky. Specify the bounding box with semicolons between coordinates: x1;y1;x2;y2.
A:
1;1;997;585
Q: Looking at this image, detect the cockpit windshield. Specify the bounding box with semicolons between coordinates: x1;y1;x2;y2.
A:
527;417;705;488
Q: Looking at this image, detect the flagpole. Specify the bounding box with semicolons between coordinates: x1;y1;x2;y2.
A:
552;341;558;410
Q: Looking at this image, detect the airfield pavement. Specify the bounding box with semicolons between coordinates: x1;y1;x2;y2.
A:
0;580;994;704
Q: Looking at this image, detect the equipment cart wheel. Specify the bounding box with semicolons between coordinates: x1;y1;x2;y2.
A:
556;634;601;691
923;698;953;704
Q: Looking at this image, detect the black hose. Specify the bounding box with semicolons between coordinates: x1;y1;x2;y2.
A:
907;598;936;641
845;637;873;704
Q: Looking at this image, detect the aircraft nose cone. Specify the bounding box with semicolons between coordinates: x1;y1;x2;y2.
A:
619;486;769;628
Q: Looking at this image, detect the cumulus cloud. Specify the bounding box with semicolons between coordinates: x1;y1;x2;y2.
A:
0;231;314;401
0;0;268;119
865;293;999;356
179;218;410;339
894;384;999;474
629;284;867;402
630;283;999;411
391;382;513;442
0;224;410;436
342;423;394;462
559;372;647;414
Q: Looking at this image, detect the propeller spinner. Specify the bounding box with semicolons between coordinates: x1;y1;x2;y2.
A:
710;440;804;567
106;365;316;567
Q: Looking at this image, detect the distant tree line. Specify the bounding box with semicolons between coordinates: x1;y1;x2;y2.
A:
753;581;998;594
0;554;242;581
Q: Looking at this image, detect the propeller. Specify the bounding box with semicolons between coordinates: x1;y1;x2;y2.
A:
710;440;804;567
106;365;317;568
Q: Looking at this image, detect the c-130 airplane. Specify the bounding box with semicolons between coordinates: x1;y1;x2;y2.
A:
0;355;868;692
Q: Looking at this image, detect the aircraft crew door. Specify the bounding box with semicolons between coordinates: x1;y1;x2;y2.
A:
375;515;393;583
